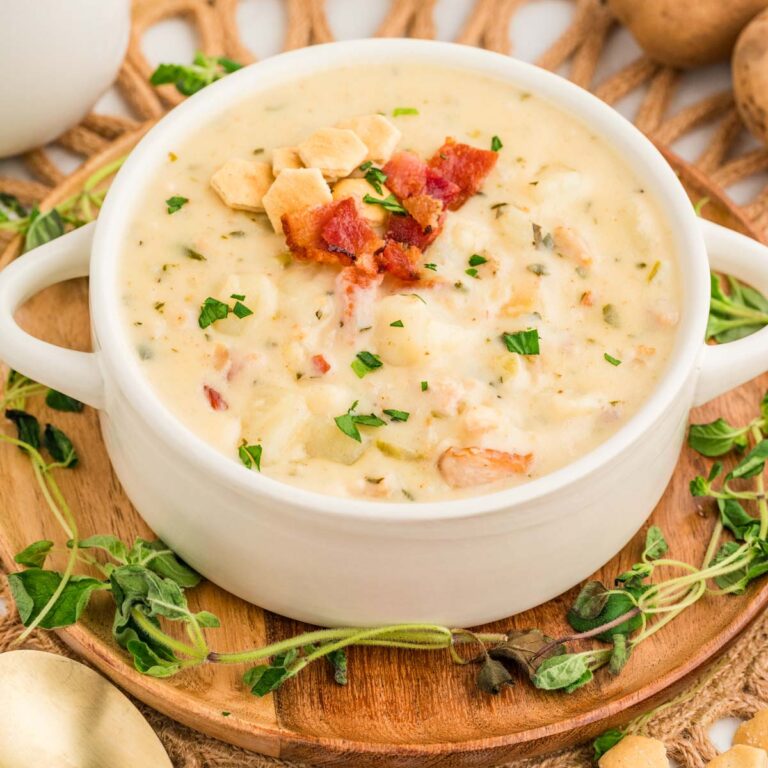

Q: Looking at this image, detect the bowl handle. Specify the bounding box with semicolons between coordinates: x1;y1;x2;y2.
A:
0;223;104;408
694;220;768;406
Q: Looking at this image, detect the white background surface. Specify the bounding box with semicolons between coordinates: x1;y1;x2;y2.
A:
0;0;759;761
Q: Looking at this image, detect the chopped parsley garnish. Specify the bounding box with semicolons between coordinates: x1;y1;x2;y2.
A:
604;353;622;366
239;443;263;471
421;381;428;391
351;350;383;378
334;401;386;442
390;320;404;327
198;295;252;328
198;297;229;329
166;195;188;214
383;409;409;422
501;328;540;355
468;254;487;267
424;263;438;271
185;247;206;261
230;293;245;301
360;163;388;195
362;194;407;216
491;135;503;152
465;268;479;279
232;301;253;319
392;107;419;116
150;52;242;96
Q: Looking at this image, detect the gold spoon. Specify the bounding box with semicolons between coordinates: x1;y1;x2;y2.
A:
0;649;172;768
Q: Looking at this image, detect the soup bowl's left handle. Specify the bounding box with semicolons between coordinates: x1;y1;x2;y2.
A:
0;223;104;409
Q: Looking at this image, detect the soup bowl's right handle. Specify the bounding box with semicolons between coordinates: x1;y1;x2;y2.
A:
695;219;768;406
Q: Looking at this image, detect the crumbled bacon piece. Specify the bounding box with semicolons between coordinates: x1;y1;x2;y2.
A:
383;152;460;208
311;354;331;374
203;385;228;411
386;212;443;251
429;139;497;210
321;198;383;259
403;194;443;231
282;198;382;267
376;241;421;282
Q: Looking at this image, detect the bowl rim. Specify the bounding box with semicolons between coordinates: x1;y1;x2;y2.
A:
92;38;709;523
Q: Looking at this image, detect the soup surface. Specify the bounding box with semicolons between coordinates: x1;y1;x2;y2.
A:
120;63;681;502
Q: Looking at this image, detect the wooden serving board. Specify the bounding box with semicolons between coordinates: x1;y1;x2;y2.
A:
2;133;768;767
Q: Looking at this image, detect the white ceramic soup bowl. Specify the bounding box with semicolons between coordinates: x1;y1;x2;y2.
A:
2;40;768;628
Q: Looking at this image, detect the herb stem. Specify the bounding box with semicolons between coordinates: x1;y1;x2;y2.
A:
130;608;203;660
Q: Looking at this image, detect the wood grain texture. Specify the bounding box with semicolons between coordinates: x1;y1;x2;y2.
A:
2;133;768;768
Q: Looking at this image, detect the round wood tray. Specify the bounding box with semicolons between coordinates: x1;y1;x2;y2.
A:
2;132;768;768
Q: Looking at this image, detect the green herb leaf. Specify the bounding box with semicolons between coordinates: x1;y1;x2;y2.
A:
688;418;748;457
334;412;361;442
488;629;565;680
642;526;668;561
423;263;437;271
244;663;293;696
609;633;631;676
75;534;130;563
390;319;404;327
351;350;383;378
362;194;407;216
150;53;242;96
123;630;182;677
24;208;65;252
198;297;230;329
362;165;388;195
9;569;106;629
593;729;625;761
5;409;40;449
491;135;503;152
707;272;768;343
501;329;540;355
165;196;188;214
44;424;78;468
468;254;487;267
477;657;513;694
689;475;711;497
45;389;84;413
729;439;768;479
327;648;348;685
195;610;221;628
421;380;428;391
392;107;419;116
465;268;479;279
128;539;201;588
232;301;253;319
533;653;592;692
353;413;386;427
603;353;622;366
383;409;409;422
185;247;207;261
239;443;263;471
567;585;642;640
719;498;759;542
570;581;609;621
14;540;54;569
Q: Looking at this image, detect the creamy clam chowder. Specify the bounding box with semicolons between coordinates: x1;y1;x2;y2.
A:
121;63;681;502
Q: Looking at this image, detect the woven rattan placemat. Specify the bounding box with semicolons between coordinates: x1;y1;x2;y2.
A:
2;1;768;765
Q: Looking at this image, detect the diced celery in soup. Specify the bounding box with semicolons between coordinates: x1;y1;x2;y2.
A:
120;63;680;502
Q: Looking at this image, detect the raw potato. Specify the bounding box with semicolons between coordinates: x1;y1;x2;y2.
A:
336;114;402;163
261;168;332;233
735;710;768;752
706;745;768;768
297;127;368;180
607;0;768;68
272;146;303;175
598;735;668;768
210;159;273;212
733;9;768;144
332;178;391;225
